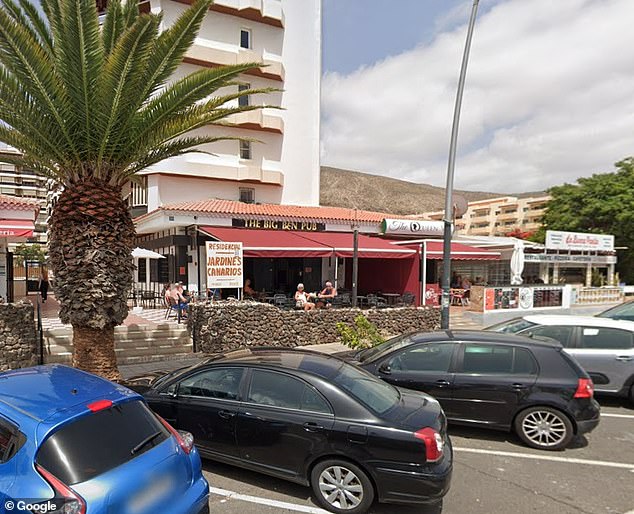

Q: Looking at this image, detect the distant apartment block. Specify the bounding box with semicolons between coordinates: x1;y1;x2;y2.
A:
0;144;48;244
423;195;550;236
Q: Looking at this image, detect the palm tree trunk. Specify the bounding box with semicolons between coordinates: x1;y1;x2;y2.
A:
48;179;135;381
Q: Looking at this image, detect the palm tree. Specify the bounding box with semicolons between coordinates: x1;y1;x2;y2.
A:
0;0;274;380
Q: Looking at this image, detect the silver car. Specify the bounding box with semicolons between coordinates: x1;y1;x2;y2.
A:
488;315;634;404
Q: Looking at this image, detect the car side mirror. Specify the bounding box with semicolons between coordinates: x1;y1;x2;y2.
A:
378;363;391;375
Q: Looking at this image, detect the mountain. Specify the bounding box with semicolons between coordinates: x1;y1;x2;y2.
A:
319;167;510;216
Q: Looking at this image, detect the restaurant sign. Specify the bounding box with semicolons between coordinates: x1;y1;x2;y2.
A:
206;241;243;289
232;219;325;232
380;219;445;236
545;230;614;252
524;254;617;264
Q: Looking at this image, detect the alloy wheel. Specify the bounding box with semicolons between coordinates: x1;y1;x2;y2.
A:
521;409;568;447
318;465;364;510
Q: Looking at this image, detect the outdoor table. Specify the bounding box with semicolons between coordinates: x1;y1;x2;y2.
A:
382;293;401;305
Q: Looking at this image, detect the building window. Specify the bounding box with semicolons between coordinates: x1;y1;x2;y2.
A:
240;140;252;160
240;28;251;49
238;83;250;108
239;188;255;204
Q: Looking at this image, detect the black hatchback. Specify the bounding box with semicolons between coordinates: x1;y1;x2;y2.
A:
126;348;452;514
343;330;601;451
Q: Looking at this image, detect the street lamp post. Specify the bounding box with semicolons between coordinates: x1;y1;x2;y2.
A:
441;0;480;329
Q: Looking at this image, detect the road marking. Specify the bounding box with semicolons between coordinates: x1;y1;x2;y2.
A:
210;487;329;514
601;413;634;419
453;447;634;470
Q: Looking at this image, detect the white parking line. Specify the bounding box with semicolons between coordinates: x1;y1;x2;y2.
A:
210;487;329;514
453;447;634;470
601;413;634;419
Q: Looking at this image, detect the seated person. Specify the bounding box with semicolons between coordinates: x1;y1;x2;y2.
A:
317;280;337;308
295;283;315;311
243;278;257;299
171;284;189;316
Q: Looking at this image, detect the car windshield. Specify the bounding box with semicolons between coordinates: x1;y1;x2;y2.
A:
597;302;634;321
356;333;416;363
36;400;168;485
330;361;400;414
486;318;537;333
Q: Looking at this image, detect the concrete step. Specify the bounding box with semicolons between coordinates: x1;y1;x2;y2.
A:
46;338;192;355
45;351;196;366
43;325;188;338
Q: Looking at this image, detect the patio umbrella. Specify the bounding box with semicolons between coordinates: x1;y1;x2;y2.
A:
132;247;165;289
510;240;525;285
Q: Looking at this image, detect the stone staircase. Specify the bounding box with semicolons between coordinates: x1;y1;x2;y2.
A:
43;324;194;366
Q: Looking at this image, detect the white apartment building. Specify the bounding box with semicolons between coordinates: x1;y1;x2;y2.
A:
129;0;322;217
423;195;550;237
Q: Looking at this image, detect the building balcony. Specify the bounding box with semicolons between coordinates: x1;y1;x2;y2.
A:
222;109;284;134
470;215;490;222
469;227;492;236
173;0;284;28
185;39;285;81
497;212;519;221
142;154;284;186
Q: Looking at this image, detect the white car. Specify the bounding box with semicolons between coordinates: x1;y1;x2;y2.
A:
488;315;634;403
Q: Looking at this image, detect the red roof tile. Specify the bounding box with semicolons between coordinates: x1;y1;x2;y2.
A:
137;199;389;224
0;194;41;213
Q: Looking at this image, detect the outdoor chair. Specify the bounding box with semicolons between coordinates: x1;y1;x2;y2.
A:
164;296;181;321
398;292;416;307
366;294;387;309
273;294;292;310
337;293;352;308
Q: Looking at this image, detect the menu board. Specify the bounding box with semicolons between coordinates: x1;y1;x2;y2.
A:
532;287;563;308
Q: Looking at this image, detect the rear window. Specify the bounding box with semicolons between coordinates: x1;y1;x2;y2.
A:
330;362;400;414
0;420;24;463
486;318;537;333
462;344;538;375
36;400;168;485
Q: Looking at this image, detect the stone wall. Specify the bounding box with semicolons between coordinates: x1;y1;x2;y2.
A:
0;302;38;371
189;302;440;354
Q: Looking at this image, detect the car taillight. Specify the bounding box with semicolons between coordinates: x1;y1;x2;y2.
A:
414;427;444;463
574;378;594;399
157;415;194;454
36;464;86;514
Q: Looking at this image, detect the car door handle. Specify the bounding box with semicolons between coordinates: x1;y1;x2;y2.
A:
512;383;528;390
303;422;324;432
435;380;451;387
616;356;633;362
218;410;236;420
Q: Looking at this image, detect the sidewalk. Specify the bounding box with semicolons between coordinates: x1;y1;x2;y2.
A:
20;293;180;330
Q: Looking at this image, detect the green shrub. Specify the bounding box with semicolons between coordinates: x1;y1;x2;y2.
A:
337;314;385;349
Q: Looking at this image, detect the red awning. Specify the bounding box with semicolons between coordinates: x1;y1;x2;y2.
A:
199;227;416;259
423;241;500;260
0;219;34;238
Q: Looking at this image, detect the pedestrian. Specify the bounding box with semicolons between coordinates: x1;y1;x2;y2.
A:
38;269;49;303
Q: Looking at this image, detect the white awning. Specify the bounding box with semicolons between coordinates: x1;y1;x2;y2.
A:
132;247;165;259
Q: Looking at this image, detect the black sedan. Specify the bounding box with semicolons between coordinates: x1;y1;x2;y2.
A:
125;348;452;514
342;330;601;451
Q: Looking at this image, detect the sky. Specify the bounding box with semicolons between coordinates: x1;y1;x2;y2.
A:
321;0;634;193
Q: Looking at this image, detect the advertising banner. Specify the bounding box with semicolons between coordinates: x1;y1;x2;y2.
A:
381;219;445;237
206;241;243;289
545;230;614;252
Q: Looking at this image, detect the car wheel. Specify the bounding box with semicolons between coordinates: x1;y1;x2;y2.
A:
514;406;574;450
310;459;374;514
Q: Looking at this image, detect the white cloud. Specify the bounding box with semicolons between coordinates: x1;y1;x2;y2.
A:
321;0;634;192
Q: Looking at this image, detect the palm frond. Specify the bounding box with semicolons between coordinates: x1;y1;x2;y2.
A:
56;0;104;157
96;14;159;163
2;0;53;56
0;10;80;160
129;62;264;150
102;0;125;56
18;0;54;54
121;136;240;180
0;68;71;165
122;0;139;29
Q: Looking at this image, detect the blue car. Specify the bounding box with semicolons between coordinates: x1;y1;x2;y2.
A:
0;365;209;514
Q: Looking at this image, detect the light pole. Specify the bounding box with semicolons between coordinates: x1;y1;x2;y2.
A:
441;0;480;329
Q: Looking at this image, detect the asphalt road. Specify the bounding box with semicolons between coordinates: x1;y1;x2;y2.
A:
201;397;634;514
